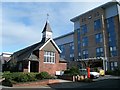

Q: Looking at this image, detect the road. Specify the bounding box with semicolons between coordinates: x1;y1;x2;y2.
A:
48;75;120;89
1;75;120;90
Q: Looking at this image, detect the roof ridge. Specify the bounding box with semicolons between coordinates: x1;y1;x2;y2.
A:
13;41;41;57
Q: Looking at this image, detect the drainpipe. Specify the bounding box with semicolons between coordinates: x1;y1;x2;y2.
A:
101;14;108;72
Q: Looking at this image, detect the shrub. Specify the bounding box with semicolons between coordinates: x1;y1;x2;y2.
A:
105;70;113;75
26;73;37;81
3;71;13;81
36;72;52;80
2;79;13;87
105;69;120;76
13;73;29;82
0;72;3;79
94;67;99;72
64;69;70;74
82;78;92;83
2;72;54;86
64;66;80;75
3;72;38;83
113;69;120;76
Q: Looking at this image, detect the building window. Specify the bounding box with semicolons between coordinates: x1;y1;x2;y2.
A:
82;49;88;59
94;19;101;30
109;46;117;57
110;62;118;70
78;52;81;59
81;24;87;34
70;42;74;60
108;32;116;46
59;45;65;58
97;12;99;16
94;12;99;17
106;17;114;30
107;17;117;57
110;62;114;70
114;62;118;67
77;29;80;41
77;28;81;56
96;47;104;57
82;37;88;47
77;28;81;57
44;51;55;63
88;15;92;19
95;33;103;43
70;42;74;50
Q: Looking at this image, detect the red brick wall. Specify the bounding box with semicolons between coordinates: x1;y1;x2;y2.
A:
56;63;67;71
39;50;66;75
13;79;60;87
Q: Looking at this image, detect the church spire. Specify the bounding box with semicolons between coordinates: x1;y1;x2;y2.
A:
42;21;52;33
42;14;52;33
42;14;53;42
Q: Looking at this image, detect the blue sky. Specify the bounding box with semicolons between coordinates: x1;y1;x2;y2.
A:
1;0;114;54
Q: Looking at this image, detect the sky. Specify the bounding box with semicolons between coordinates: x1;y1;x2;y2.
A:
1;0;116;54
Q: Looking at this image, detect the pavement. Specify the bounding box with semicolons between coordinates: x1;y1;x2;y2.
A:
92;75;120;81
0;75;120;89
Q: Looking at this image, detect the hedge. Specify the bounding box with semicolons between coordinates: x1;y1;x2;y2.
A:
2;71;54;87
36;72;52;80
105;69;120;76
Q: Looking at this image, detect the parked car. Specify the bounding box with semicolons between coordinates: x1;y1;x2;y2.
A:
90;70;100;79
79;69;87;75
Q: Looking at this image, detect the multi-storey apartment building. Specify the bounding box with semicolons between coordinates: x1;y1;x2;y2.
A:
55;1;120;71
54;32;74;61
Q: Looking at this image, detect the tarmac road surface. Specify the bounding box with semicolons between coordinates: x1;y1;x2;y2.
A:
1;75;120;90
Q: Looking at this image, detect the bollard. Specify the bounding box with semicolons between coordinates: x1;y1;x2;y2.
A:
87;67;90;78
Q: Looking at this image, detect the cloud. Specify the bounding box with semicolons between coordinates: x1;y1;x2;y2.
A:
1;1;111;53
1;0;113;2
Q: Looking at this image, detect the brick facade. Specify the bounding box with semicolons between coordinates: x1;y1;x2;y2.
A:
39;50;67;75
17;41;67;74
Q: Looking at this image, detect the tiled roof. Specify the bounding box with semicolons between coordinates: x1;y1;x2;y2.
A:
11;41;45;61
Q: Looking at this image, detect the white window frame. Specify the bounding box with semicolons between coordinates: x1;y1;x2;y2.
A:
44;51;55;63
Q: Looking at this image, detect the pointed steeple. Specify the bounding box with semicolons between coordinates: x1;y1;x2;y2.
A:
42;20;53;42
42;21;52;33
